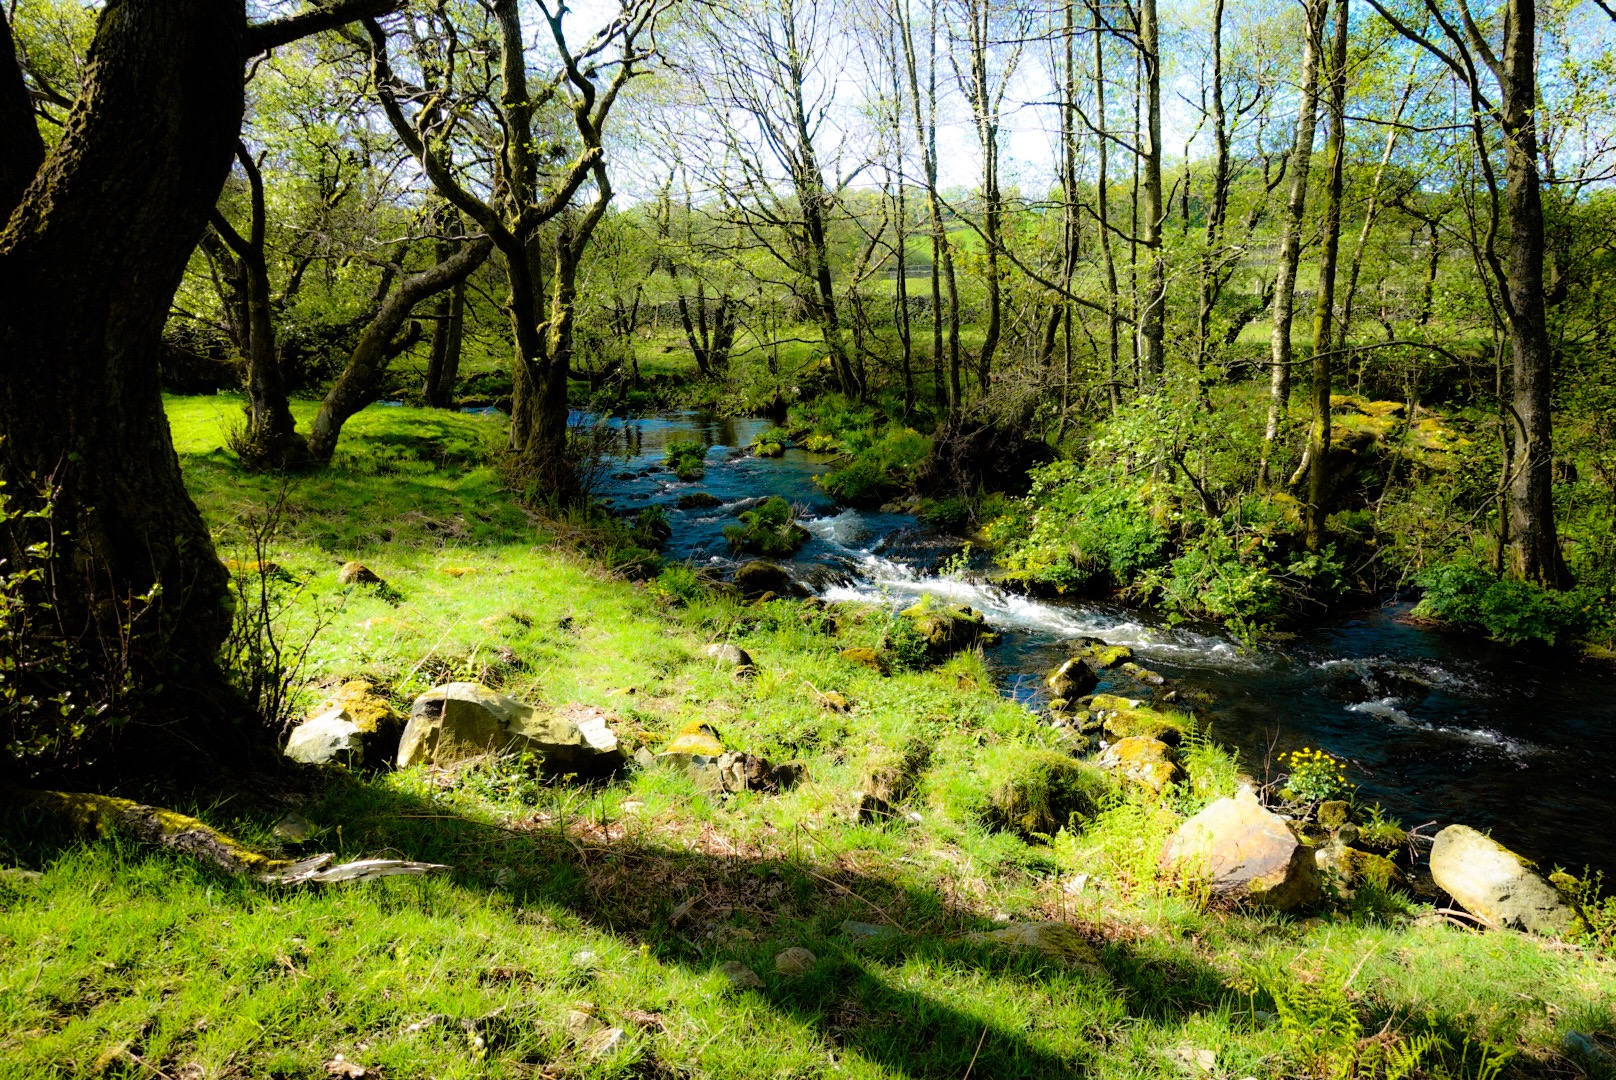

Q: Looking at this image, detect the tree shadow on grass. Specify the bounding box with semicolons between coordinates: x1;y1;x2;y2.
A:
305;775;1242;1077
0;771;1249;1079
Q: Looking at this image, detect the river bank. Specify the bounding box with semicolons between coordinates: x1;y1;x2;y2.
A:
588;408;1616;878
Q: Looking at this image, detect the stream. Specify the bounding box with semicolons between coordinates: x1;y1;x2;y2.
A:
585;409;1616;876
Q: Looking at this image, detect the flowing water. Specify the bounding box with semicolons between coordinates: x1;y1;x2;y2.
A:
588;410;1616;875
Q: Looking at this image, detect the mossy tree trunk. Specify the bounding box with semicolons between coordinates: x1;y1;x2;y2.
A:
1304;0;1350;551
0;2;246;697
0;0;397;753
1259;0;1326;489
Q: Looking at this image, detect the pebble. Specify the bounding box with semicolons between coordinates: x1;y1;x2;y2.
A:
773;947;817;976
581;1026;627;1057
719;960;762;989
840;919;897;941
272;812;312;842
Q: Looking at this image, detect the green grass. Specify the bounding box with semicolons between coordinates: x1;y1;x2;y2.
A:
1;396;1612;1078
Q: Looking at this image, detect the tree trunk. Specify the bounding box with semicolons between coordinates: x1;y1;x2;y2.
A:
307;236;491;461
1498;0;1567;586
1259;0;1325;487
1304;0;1349;550
1092;0;1121;410
1195;0;1230;382
424;276;466;408
0;9;44;220
1137;0;1166;382
899;0;959;413
0;1;243;706
210;145;301;468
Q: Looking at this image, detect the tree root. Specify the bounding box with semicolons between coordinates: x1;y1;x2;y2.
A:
7;787;447;885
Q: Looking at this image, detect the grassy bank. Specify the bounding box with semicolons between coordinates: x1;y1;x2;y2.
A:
1;397;1613;1079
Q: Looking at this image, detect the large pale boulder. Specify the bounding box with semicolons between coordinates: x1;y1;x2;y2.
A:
284;710;367;767
398;683;624;776
284;680;400;767
1160;788;1321;910
1428;824;1572;935
511;703;627;777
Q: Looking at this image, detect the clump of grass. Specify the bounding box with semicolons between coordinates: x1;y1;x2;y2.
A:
664;440;707;481
722;496;809;557
981;746;1116;839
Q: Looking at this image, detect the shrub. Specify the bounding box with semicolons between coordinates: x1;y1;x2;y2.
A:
1412;560;1612;646
1278;746;1353;802
650;563;707;606
750;427;790;457
818;424;931;507
1;478;152;770
990;463;1172;594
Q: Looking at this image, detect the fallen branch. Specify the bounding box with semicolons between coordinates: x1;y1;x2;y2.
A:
8;788;448;886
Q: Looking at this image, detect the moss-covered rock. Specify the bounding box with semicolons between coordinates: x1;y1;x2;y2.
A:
857;740;931;822
1095;736;1184;793
1046;658;1099;699
1090;694;1190;746
985;749;1114;837
399;683;624;776
338;561;383;585
285;679;402;767
1355;819;1409;854
966;921;1104;972
676;491;724;510
899;601;988;656
656;722;728;780
839;647;886;672
1118;661;1165;686
733;560;799;599
1317;800;1351;829
1076;642;1133;670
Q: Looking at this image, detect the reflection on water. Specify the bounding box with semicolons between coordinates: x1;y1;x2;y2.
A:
592;410;1616;874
